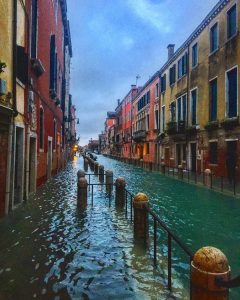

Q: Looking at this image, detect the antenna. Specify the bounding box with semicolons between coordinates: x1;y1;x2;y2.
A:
136;75;141;86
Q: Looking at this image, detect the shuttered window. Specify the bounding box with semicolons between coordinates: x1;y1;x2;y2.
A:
227;4;237;39
209;78;218;121
192;43;198;67
31;0;38;59
191;89;197;125
210;23;218;53
169;64;176;86
227;68;238;118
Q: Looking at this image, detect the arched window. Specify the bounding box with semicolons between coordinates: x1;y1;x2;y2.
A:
39;107;44;149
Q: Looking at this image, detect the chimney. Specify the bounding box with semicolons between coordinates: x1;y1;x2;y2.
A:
117;99;120;106
167;44;175;60
131;84;136;89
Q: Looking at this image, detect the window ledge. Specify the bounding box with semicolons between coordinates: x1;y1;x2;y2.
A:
226;32;238;44
191;63;199;70
209;48;219;57
209;164;218;167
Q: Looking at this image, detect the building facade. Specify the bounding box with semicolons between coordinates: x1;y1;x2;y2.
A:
100;0;240;182
0;0;76;216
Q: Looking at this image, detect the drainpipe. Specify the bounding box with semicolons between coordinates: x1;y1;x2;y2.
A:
186;44;190;170
5;122;13;214
12;0;18;117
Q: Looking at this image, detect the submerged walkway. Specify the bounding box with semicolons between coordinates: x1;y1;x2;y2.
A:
0;158;186;300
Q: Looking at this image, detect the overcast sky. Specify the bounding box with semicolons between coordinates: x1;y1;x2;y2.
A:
67;0;218;146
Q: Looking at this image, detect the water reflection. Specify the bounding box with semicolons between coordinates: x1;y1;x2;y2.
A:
0;157;189;299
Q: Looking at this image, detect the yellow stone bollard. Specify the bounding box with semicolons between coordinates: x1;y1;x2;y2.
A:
77;177;88;208
115;177;126;208
191;246;230;300
204;169;211;187
133;193;149;242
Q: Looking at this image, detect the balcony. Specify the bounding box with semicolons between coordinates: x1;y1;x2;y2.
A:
166;120;186;135
221;117;239;130
132;130;146;141
31;58;45;77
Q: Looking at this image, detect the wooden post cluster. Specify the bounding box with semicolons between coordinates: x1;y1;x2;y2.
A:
191;246;230;300
115;177;126;208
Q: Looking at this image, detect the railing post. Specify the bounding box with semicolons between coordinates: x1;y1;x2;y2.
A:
133;193;149;243
99;165;104;183
105;170;113;194
178;165;183;180
84;159;88;172
191;246;230;300
77;177;88;208
161;162;166;174
115;177;126;209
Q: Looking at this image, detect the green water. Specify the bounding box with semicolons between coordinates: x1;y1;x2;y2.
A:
97;155;240;299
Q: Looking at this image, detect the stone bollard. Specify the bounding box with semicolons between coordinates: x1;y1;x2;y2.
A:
77;169;85;179
204;169;211;187
191;246;230;300
178;165;183;179
99;165;104;183
105;170;113;194
133;193;149;242
94;162;99;175
77;177;88;208
115;177;126;208
161;162;166;174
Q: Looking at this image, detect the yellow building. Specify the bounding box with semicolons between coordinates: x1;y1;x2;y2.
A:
0;0;14;216
159;0;240;180
0;0;28;216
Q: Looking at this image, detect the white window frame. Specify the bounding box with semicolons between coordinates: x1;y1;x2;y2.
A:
226;3;238;42
209;22;219;55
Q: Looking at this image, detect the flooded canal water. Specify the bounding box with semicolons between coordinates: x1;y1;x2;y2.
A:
0;155;240;299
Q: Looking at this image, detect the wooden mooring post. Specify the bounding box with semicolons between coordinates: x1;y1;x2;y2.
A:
133;193;149;243
115;177;126;208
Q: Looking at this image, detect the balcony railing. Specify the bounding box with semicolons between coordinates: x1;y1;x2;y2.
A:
166;121;186;135
132;130;146;141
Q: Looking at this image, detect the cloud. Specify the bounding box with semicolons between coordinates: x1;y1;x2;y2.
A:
127;0;172;33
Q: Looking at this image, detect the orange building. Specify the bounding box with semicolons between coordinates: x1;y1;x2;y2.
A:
132;73;160;163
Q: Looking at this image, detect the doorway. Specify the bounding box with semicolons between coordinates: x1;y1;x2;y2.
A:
226;141;237;183
14;127;24;205
29;137;36;193
47;139;52;179
190;143;197;172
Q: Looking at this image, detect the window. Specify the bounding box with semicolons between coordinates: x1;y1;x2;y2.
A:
31;0;38;58
146;143;150;155
146;91;150;104
210;23;218;53
209;142;218;164
226;67;238;118
162;106;165;132
192;43;198;67
155;110;159;130
170;101;176;121
50;35;57;92
177;95;187;122
169;64;176;86
40;107;44;149
155;83;159;97
191;89;197;125
209;78;218;121
227;4;237;39
178;53;188;79
161;74;166;93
